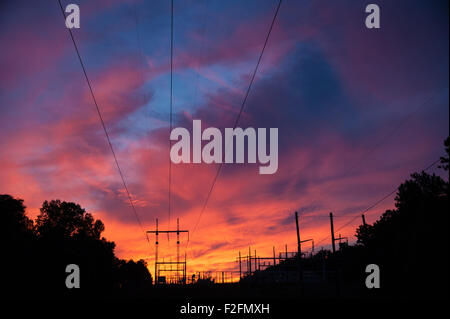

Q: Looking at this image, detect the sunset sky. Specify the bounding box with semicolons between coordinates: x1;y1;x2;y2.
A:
1;0;448;275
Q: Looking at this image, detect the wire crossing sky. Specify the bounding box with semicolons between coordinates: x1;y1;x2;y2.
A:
57;0;149;244
187;0;283;250
0;0;448;271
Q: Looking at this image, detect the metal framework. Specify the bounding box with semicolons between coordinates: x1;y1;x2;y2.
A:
147;218;189;284
236;245;302;278
335;234;348;249
300;238;314;256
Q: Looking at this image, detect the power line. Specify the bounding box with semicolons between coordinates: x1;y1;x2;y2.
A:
339;90;444;180
132;0;152;138
361;158;440;215
334;215;360;234
191;0;210;113
168;0;174;242
315;158;441;247
132;1;146;81
311;89;446;247
298;90;448;239
58;0;149;243
187;0;283;248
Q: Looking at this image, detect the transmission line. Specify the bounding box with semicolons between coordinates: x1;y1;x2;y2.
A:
167;0;174;242
339;89;444;180
315;158;441;247
187;0;283;249
58;0;149;243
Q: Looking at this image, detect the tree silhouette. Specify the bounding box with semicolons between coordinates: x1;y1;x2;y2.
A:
0;196;152;297
0;194;33;239
36;200;105;240
355;137;449;297
116;259;152;292
439;136;449;171
0;194;36;295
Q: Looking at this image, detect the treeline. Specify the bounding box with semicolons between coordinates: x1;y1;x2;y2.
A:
353;137;449;297
0;196;152;298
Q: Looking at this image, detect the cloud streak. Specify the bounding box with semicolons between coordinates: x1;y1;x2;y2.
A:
0;0;448;273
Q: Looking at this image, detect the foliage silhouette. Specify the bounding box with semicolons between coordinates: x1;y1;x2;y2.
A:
439;136;449;171
0;196;152;298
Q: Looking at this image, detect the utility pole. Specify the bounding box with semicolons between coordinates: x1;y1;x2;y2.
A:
273;246;276;266
177;218;180;282
238;251;242;279
248;246;251;274
155;218;158;283
295;212;302;260
330;212;336;254
362;214;366;226
295;211;303;288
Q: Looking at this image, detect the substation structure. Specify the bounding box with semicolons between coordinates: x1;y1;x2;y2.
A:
147;218;189;284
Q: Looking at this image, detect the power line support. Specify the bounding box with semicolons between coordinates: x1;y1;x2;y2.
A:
330;212;336;254
177;218;180;282
295;211;303;287
295;211;301;258
248;246;251;274
273;246;276;266
238;251;242;279
147;218;189;284
155;218;158;284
